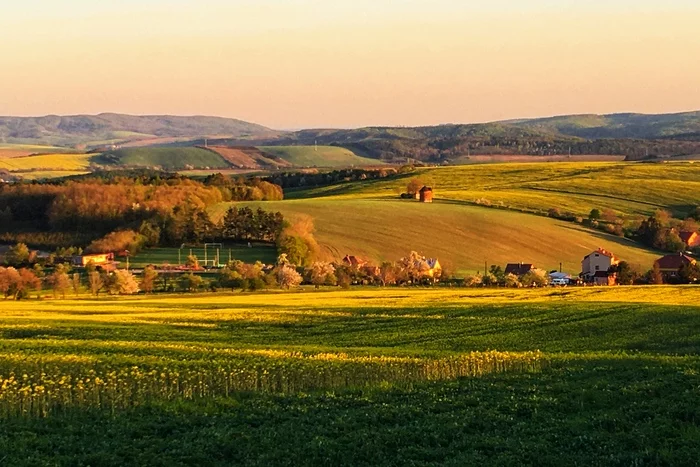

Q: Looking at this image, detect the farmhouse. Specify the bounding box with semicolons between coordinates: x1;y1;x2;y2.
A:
679;231;700;249
72;253;114;267
654;253;697;279
342;255;367;268
419;186;433;203
581;248;619;282
505;262;535;276
424;258;441;278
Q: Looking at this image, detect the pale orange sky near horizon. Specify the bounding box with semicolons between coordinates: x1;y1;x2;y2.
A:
1;1;699;129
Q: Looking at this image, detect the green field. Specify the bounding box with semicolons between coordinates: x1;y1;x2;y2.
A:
258;145;382;167
128;244;277;268
99;147;231;170
1;287;700;465
288;162;700;218
211;199;661;274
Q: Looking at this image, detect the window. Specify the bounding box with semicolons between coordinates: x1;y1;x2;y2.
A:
595;265;600;271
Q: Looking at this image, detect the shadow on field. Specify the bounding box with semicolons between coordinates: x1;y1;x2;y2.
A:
2;357;699;466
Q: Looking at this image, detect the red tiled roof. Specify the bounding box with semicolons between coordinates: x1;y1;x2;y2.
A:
679;231;700;246
655;253;696;271
584;248;615;259
343;255;366;267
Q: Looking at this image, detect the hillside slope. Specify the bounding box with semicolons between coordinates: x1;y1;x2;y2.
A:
97;147;231;170
0;114;278;146
210;199;660;274
287;162;700;218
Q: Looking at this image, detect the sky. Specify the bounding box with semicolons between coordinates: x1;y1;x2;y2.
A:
1;0;699;129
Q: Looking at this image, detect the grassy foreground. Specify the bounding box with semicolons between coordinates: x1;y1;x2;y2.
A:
1;287;700;465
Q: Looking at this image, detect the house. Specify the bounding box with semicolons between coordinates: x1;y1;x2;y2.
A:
593;271;617;286
654;253;697;279
424;258;441;278
343;255;367;268
505;263;535;276
419;186;433;203
72;253;114;267
581;248;619;281
679;231;700;249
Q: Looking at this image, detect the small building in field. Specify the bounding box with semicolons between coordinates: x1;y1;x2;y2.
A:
654;253;697;279
581;248;619;282
343;255;367;268
593;271;617;286
679;231;700;249
419;186;433;203
72;253;114;267
505;262;535;276
424;258;441;278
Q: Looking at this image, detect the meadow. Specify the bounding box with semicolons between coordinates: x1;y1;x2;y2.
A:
211;199;661;274
1;287;699;465
258;145;383;168
98;147;231;170
288;162;700;218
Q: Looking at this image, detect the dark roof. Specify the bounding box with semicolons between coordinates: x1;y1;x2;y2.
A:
343;255;366;267
504;263;534;276
655;253;696;270
593;271;612;278
419;186;433;192
679;231;699;245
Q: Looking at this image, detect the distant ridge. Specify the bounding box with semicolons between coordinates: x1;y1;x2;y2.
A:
0;113;280;146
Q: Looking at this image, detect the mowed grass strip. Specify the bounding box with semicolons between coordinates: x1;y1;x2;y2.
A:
287;162;700;217
211;199;660;274
258;145;383;167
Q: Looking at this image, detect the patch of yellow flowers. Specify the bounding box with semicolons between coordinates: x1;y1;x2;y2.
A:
0;350;544;417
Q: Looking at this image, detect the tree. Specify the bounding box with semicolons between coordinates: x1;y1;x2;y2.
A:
71;273;82;296
140;266;158;293
378;262;398;286
504;273;521;288
649;262;664;285
679;262;700;284
88;271;104;296
179;273;203;292
218;263;244;291
611;261;641;285
276;216;319;267
109;269;139;295
186;255;200;269
5;243;31;266
48;264;71;298
406;178;424;195
0;267;21;298
307;261;336;288
521;269;549;287
17;268;41;299
275;256;302;289
589;209;601;221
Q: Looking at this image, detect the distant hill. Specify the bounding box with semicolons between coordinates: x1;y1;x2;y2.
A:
0;113;279;147
267;111;700;162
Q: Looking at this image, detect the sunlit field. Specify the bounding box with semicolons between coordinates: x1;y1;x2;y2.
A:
287;162;700;217
1;287;700;464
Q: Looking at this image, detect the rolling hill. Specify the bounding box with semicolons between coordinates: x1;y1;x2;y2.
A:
258;146;385;167
210;198;661;275
97;147;231;171
285;162;700;218
0;114;279;147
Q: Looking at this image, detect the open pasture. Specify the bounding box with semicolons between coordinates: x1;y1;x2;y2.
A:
212;199;660;274
288;162;700;218
98;147;231;170
258;145;383;167
1;287;700;465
